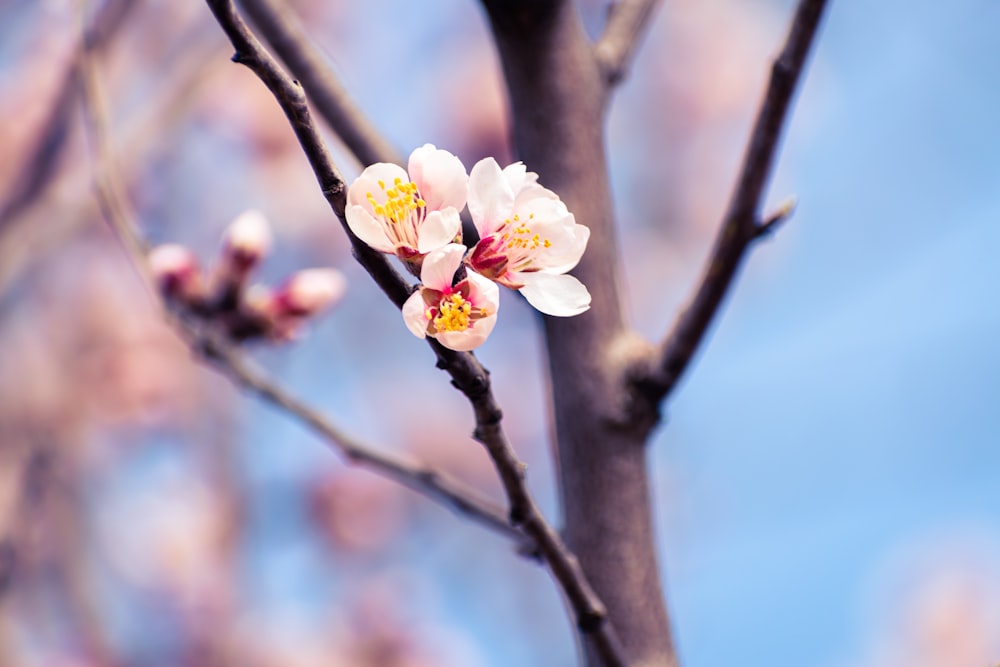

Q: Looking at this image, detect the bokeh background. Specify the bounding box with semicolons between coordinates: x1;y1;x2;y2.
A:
1;0;998;666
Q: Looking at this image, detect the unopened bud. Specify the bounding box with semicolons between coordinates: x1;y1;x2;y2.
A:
149;244;202;302
274;268;347;318
221;209;272;274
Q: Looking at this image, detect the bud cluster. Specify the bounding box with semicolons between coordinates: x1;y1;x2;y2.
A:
149;210;346;342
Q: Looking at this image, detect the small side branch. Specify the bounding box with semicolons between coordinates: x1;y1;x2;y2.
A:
636;0;828;405
236;0;402;167
196;334;521;541
0;447;53;602
594;0;663;88
756;196;797;239
0;0;134;233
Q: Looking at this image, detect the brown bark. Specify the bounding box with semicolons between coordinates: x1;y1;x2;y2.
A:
481;2;675;665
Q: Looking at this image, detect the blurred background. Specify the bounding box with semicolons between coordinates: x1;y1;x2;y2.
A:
1;0;999;666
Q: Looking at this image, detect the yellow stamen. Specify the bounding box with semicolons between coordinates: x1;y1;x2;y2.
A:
433;293;475;332
502;218;550;252
366;177;425;224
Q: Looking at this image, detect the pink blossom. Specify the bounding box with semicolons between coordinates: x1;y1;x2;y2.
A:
466;158;591;316
402;244;499;351
346;144;466;266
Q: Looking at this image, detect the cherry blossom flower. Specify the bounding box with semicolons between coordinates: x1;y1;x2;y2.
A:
402;244;499;351
465;158;591;316
346;144;467;268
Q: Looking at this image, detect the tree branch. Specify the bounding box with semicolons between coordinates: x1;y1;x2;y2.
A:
204;0;412;308
77;6;519;547
85;2;626;663
196;333;524;542
200;4;627;660
635;0;829;406
0;0;134;233
0;447;53;603
481;1;675;665
236;0;402;167
594;0;663;88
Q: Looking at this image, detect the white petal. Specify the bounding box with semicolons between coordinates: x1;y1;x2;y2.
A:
437;312;497;351
532;216;590;273
501;162;529;190
505;164;550;206
345;204;394;253
516;191;570;223
149;244;197;279
402;290;430;338
466;269;500;314
420;243;467;290
417;208;462;254
348;163;409;208
468;157;514;236
518;272;591;316
408;145;468;212
224;209;272;255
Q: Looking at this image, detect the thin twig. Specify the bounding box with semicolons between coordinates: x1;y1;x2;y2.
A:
0;0;134;233
756;196;797;239
202;2;627;663
197;333;522;542
594;0;663;87
237;0;402;167
76;8;520;548
636;0;828;405
0;447;53;602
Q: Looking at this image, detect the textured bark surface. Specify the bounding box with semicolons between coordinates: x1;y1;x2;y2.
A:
481;2;674;665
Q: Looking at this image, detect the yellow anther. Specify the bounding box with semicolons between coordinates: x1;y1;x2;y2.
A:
433;293;475;332
365;178;426;225
495;215;553;259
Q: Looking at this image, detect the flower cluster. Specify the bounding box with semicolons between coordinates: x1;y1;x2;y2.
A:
347;145;590;351
149;210;345;341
